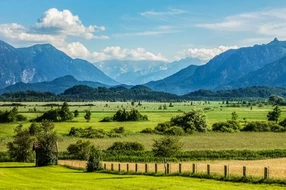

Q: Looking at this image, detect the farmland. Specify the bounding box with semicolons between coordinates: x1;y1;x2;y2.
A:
1;101;286;152
0;162;285;190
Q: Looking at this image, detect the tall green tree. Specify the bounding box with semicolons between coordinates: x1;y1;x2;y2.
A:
267;105;282;123
84;110;92;122
231;111;238;121
36;121;59;166
59;102;73;121
86;146;102;172
7;124;34;162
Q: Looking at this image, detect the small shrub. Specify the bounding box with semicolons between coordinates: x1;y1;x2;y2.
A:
110;127;125;134
212;121;240;133
163;126;185;136
242;121;270;132
140;128;154;134
100;117;113;122
154;122;172;133
107;142;145;152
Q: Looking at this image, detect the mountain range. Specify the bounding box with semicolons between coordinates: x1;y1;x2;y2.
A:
145;38;286;94
0;75;108;94
0;40;117;88
1;38;286;95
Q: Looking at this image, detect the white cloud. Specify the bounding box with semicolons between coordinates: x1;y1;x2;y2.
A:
141;8;188;17
197;8;286;38
179;46;239;62
60;42;168;62
35;8;107;39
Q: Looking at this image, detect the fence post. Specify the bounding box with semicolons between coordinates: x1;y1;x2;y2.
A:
155;163;158;173
126;164;129;172
135;163;138;172
192;163;197;174
145;164;148;173
264;167;269;179
118;163;121;172
167;163;170;174
104;163;106;170
207;164;210;175
243;166;246;177
179;163;182;174
111;163;114;171
224;165;229;178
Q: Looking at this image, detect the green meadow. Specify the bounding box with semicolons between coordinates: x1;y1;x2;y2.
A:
1;101;286;152
0;162;285;190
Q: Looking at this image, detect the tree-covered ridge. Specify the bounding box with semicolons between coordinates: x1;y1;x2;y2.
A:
1;85;286;102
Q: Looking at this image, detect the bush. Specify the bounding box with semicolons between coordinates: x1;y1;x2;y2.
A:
171;109;208;133
212;121;240;133
242;121;270;132
107;142;145;152
110;127;125;134
152;136;182;158
279;119;286;127
100;117;113;122
163;126;185;136
67;140;91;160
154;122;172;133
112;109;148;122
242;121;285;132
140;128;154;134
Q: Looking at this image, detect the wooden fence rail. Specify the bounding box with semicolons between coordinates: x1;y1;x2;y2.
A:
58;160;286;180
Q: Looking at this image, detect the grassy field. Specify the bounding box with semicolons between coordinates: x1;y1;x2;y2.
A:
0;162;285;190
1;101;286;152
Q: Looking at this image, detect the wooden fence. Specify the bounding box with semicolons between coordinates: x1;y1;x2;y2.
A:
58;160;286;180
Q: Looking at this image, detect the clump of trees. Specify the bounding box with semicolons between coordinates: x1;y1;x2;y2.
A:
7;121;59;166
68;126;125;138
101;109;148;122
242;121;285;132
7;124;34;162
33;102;73;122
142;109;208;135
0;107;27;123
107;141;145;152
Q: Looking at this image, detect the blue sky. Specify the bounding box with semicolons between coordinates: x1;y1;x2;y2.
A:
0;0;286;63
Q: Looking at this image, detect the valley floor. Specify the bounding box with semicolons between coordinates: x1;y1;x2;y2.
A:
0;162;285;190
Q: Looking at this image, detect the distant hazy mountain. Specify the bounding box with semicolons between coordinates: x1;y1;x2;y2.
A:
146;38;286;95
0;75;108;94
93;57;202;84
0;40;118;88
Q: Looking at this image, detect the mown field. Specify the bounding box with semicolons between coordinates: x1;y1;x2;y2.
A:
0;162;285;190
1;101;286;152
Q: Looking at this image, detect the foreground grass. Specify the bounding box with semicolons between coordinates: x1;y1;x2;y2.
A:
0;163;285;190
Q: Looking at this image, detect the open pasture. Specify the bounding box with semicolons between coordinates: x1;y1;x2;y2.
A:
0;101;286;152
0;162;285;190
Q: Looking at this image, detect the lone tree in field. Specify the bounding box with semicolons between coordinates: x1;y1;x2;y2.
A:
231;111;238;121
171;109;208;133
152;136;182;158
59;102;73;121
33;121;59;166
267;105;282;123
7;124;34;162
84;110;92;122
86;146;102;172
